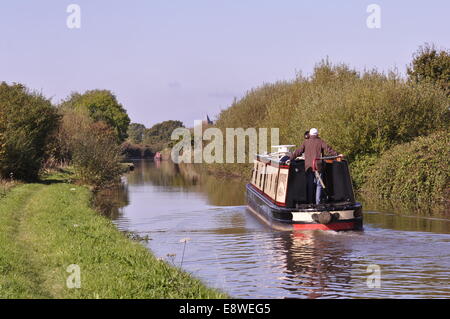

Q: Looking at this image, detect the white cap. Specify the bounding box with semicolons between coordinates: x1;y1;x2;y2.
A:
309;128;318;136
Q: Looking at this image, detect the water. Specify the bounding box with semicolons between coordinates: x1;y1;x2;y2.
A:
99;160;450;298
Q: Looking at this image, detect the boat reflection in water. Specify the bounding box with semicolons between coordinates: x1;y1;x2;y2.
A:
98;159;450;298
275;230;363;298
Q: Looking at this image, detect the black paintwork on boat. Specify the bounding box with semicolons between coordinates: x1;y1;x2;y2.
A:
246;157;363;229
284;159;356;208
247;183;363;225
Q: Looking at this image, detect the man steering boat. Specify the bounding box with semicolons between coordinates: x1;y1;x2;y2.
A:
290;128;344;204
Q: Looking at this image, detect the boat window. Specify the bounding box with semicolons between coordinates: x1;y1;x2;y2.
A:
252;161;258;184
268;171;272;191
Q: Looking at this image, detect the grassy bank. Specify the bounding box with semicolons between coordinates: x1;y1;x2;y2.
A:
0;170;226;299
0;178;17;199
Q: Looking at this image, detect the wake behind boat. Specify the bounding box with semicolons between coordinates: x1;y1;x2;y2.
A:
246;145;363;231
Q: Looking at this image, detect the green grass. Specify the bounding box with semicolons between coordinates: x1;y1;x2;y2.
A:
0;172;227;299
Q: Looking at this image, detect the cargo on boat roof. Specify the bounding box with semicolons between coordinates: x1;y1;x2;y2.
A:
246;145;363;231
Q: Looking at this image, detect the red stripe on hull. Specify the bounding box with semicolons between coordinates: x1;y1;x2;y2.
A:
293;222;356;231
249;183;286;206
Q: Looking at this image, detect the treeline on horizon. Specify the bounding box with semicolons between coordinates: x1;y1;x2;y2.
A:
123;120;185;159
207;44;449;209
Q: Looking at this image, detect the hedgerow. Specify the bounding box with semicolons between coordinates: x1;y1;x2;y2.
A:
362;131;449;203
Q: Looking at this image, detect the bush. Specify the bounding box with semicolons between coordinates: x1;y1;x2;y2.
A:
362;131;450;204
407;43;450;96
263;62;449;161
0;82;59;180
59;111;124;188
349;154;379;190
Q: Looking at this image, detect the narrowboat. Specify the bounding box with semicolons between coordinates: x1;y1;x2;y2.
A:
154;152;162;161
246;145;363;231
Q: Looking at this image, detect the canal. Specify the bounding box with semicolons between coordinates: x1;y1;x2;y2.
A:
98;160;450;298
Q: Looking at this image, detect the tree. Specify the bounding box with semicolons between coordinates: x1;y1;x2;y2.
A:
143;120;184;152
60;90;130;142
407;43;450;96
127;123;146;144
145;120;184;141
0;82;59;180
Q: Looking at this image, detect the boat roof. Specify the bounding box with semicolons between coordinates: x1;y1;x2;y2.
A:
255;145;302;166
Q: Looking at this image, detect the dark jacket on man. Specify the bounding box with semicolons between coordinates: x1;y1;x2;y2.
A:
290;136;337;172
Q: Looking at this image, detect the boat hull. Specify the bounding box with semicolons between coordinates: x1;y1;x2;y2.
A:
246;183;363;231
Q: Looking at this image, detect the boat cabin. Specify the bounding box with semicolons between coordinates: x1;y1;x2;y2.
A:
250;145;356;208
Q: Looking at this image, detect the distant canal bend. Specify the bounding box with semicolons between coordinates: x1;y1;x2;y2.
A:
98;160;450;298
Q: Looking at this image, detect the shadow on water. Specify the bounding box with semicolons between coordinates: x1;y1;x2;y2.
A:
359;197;450;234
94;182;130;220
96;159;450;298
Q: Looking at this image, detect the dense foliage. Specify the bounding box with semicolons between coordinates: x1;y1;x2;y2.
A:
0;84;132;187
60;90;130;142
143;120;184;152
407;44;450;96
211;61;449;181
127;123;146;144
58;110;124;188
264;62;448;161
208;54;449;205
362;131;449;203
0;82;59;180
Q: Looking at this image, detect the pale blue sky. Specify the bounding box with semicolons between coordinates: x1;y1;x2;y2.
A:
1;1;449;127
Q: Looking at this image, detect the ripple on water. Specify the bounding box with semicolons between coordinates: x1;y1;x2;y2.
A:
108;161;450;298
